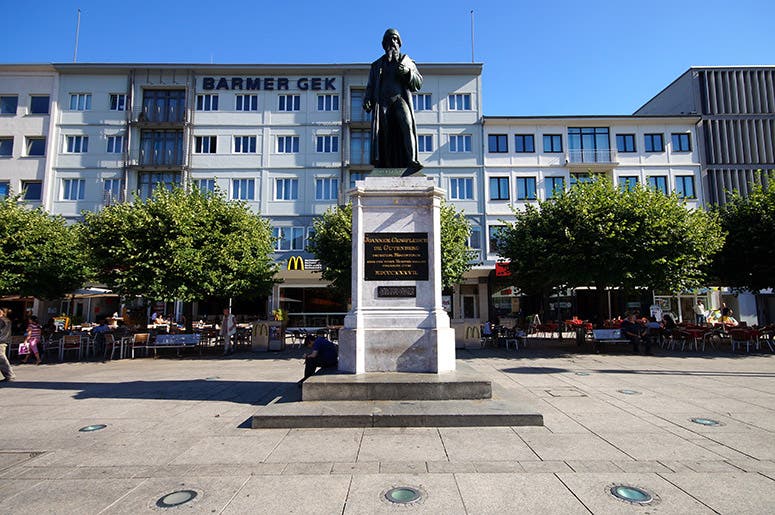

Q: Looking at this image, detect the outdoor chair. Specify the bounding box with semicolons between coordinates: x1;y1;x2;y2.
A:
102;334;119;360
129;333;150;358
60;335;83;361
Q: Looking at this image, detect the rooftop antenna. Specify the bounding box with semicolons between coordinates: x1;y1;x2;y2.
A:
470;9;475;63
73;9;81;63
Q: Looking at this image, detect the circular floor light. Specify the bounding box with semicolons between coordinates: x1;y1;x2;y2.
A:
691;417;721;427
617;389;641;395
610;485;654;505
385;487;422;504
204;377;220;381
78;424;107;432
156;490;198;508
575;372;590;376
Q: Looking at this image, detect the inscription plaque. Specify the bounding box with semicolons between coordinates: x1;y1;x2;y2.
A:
364;232;429;281
378;286;417;298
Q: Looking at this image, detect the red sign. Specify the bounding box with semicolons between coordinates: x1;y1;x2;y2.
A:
495;261;511;277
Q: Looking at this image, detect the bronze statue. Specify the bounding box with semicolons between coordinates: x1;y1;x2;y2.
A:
363;28;423;172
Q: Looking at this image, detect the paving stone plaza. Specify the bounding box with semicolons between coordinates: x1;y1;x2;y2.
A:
1;345;774;513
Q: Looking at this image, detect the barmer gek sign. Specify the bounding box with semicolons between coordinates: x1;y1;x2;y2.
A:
202;77;336;91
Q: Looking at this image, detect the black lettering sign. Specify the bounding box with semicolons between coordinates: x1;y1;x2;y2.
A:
245;78;261;90
277;78;289;90
215;78;229;90
231;77;243;90
297;78;309;90
324;77;336;90
264;78;274;90
310;77;322;90
364;232;429;281
202;77;215;90
201;77;336;91
377;286;417;298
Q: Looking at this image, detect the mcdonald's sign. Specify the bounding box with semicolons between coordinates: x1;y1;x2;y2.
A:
256;323;269;336
465;325;481;339
287;255;305;270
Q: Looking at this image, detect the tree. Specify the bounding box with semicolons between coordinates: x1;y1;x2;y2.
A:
497;177;724;313
80;187;278;302
0;194;87;299
714;183;775;291
307;201;472;296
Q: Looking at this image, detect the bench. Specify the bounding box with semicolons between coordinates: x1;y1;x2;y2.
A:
591;329;631;353
151;333;202;357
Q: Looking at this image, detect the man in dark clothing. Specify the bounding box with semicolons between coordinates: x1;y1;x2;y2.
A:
620;313;644;355
363;28;423;171
301;334;338;381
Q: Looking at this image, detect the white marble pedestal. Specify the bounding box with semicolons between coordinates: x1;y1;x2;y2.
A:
338;175;456;374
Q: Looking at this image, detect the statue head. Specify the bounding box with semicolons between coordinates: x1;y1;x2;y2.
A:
382;28;402;51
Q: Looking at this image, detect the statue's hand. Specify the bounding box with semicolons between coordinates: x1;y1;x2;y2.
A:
398;62;409;75
363;99;372;113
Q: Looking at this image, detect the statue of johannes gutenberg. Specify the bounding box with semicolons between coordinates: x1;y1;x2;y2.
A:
363;28;424;171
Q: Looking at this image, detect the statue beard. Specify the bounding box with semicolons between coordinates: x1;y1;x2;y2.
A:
386;46;400;62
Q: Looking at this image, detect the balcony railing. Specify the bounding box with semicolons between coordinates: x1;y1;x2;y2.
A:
130;106;187;125
466;249;483;265
566;149;616;164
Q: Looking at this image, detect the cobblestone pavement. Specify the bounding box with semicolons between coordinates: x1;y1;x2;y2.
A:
1;343;773;514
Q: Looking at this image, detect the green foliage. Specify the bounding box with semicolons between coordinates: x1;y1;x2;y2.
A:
714;182;775;291
307;201;472;296
497;177;724;295
0;194;87;299
80;186;278;302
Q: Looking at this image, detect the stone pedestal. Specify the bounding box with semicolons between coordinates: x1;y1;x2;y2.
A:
338;175;456;374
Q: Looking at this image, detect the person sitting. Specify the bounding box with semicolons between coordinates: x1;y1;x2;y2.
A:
91;318;112;356
300;334;338;383
620;313;644;355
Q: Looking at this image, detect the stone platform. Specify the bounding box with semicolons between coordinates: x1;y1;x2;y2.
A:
251;364;543;429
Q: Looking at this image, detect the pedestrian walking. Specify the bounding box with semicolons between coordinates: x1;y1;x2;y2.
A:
0;308;16;381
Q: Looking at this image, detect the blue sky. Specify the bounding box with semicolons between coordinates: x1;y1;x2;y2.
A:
2;0;772;115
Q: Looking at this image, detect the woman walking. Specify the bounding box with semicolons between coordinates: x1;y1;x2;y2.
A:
21;315;42;365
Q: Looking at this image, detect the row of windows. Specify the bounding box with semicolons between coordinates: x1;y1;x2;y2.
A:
0;180;42;200
487;132;693;154
0;134;128;157
0;94;50;115
485;174;696;200
0;136;46;157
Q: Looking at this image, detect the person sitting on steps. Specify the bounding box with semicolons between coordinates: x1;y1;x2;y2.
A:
299;333;338;384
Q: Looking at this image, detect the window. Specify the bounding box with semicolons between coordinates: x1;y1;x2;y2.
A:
676;176;696;198
26;137;46;156
350;130;371;164
543;134;562;153
141;89;185;123
570;173;593;188
106;135;124;153
137;172;180;200
489;177;510;200
644;133;664;152
618;176;638;191
22;181;42;201
109;94;126;111
316;135;339;153
417;134;433;152
139;130;184;165
349;171;370;188
449;177;474;200
62;179;85;200
277;136;300;153
273;227;305;251
315;177;338;200
193;179;215;194
545;176;565;199
568;127;610;163
449;134;471;153
275;178;299;200
350;89;370;122
648;176;668;194
448;93;472;110
235;94;258;111
488;225;506;254
232;178;255;200
29;95;49;114
515;134;535;153
671;133;692;152
488;134;508;153
65;135;88;153
413;93;432;111
516;177;537;200
0;95;18;114
69;93;91;111
234;136;257;153
195;136;217;154
278;94;300;111
0;181;10;199
196;94;219;111
317;94;339;111
616;134;636;153
468;226;482;250
0;137;12;156
103;179;125;204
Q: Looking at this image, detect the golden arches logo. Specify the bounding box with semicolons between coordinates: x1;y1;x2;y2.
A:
466;325;481;339
255;323;269;336
287;256;305;271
